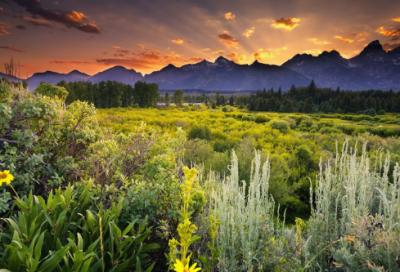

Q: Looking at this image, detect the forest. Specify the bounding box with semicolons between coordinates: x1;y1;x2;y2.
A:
1;78;400;271
57;79;400;115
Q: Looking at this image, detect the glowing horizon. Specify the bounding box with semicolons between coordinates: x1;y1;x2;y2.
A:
0;0;399;78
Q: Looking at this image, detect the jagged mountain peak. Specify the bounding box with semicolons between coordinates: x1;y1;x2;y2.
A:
364;40;384;51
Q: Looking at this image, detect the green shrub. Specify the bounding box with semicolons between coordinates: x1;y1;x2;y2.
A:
319;126;341;134
213;139;236;153
188;125;212;141
353;126;367;135
269;119;290;132
254;114;270;124
316;120;334;129
242;115;252;121
0;84;101;196
337;124;356;135
0;184;158;271
295;145;312;161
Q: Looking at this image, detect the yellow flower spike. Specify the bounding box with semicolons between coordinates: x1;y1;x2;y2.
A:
0;170;14;186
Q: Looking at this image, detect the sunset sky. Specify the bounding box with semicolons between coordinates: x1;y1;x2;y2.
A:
0;0;400;78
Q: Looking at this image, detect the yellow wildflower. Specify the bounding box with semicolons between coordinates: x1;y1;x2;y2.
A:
346;235;355;244
173;259;201;272
0;170;14;186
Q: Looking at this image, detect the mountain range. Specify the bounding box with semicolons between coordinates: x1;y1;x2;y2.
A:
8;40;400;91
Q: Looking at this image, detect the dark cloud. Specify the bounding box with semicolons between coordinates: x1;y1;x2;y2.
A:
382;42;400;51
16;24;26;29
218;32;238;48
0;7;6;14
13;0;101;34
271;17;300;30
0;45;25;52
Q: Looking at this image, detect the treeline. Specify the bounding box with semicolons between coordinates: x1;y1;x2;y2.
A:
56;80;158;108
244;80;400;114
51;79;400;114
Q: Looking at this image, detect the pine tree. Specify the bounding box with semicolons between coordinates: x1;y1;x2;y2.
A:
165;92;170;107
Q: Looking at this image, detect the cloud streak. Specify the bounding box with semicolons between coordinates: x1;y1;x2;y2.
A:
335;36;354;43
0;22;10;35
14;0;100;34
171;39;184;44
310;38;331;45
0;46;25;52
49;60;91;64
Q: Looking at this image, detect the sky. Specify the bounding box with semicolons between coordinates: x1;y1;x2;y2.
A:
0;0;400;78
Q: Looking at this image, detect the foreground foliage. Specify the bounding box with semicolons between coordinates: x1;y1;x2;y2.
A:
0;183;157;272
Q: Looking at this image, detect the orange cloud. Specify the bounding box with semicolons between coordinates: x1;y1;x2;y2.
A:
188;57;204;63
112;46;129;54
203;48;211;51
271;17;300;30
0;7;5;14
353;33;368;42
392;18;400;22
218;32;238;48
213;50;224;54
172;39;184;44
0;46;25;52
256;47;287;59
49;61;91;64
97;49;203;72
0;22;10;35
139;44;144;49
334;36;354;43
310;38;331;45
225;12;235;20
243;27;255;38
376;26;400;40
252;52;261;60
226;52;247;64
382;42;400;51
65;11;87;23
303;49;322;55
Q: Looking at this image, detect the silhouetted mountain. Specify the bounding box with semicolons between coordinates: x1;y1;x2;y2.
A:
144;56;310;91
90;66;143;85
283;40;400;90
17;40;400;91
27;70;90;90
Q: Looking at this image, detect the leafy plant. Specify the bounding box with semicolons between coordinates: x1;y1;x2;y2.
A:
0;183;158;272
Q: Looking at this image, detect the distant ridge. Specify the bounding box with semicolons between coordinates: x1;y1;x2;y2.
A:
16;40;400;91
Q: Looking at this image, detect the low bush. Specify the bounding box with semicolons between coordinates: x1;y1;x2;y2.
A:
269;119;290;132
188;125;212;140
254;114;270;123
319;126;341;134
